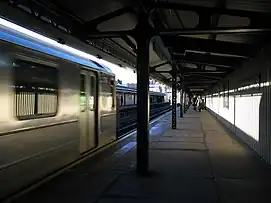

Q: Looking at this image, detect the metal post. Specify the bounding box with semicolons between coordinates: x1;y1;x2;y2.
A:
184;92;187;113
172;71;177;129
135;18;151;175
180;90;184;118
179;79;184;117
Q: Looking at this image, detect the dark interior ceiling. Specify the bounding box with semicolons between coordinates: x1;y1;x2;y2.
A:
3;0;271;94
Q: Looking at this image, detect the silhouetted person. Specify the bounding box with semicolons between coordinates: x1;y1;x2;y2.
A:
192;95;197;110
197;96;203;112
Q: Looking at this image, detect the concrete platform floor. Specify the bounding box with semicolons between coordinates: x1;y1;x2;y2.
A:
12;109;271;203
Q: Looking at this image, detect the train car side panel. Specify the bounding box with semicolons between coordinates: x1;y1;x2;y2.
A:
0;123;78;198
0;42;81;199
99;73;116;146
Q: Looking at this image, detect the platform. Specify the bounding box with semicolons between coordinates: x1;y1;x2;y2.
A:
11;109;271;203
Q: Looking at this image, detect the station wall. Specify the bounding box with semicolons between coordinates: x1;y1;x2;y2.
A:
205;45;271;164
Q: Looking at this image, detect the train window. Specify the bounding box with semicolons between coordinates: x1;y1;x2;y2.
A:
89;75;96;110
100;73;115;108
80;74;86;112
13;60;58;120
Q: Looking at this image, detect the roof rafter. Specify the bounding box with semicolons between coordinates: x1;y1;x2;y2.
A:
150;1;271;19
163;36;257;57
174;53;245;68
84;7;134;29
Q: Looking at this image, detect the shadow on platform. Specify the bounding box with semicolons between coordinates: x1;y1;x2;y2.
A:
13;109;271;203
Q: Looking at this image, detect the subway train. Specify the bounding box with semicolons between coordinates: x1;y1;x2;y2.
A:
0;21;167;199
0;22;118;199
116;84;165;107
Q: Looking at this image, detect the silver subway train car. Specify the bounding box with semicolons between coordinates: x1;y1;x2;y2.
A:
0;23;116;199
116;84;165;107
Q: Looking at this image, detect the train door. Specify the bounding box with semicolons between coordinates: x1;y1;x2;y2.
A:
79;70;97;153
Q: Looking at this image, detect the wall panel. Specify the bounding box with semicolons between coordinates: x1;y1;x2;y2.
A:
206;45;271;164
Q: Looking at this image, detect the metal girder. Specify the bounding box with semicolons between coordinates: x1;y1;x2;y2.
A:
184;77;220;82
85;26;271;38
12;0;83;29
7;0;135;50
135;19;150;175
119;36;137;53
141;3;173;65
171;71;177;129
108;38;136;57
151;72;169;82
209;0;226;40
2;1;138;68
174;10;185;28
188;85;210;88
151;1;271;19
184;76;219;81
182;69;226;74
86;30;133;38
184;80;218;85
7;1;271;38
152;37;172;64
155;70;172;73
174;53;245;68
163;36;257;57
179;78;184;118
159;27;271;36
184;73;223;80
84;7;134;29
163;36;258;57
179;64;231;71
150;61;170;72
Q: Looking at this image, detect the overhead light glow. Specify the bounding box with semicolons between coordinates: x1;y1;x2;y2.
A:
0;17;100;63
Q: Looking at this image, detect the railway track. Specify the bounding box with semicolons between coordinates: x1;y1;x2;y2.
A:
117;103;171;137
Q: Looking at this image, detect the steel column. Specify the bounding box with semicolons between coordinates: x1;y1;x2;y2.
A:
179;79;183;118
172;71;177;129
135;19;151;175
180;89;184;118
184;92;187;113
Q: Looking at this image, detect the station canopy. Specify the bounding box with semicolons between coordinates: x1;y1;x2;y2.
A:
2;0;271;94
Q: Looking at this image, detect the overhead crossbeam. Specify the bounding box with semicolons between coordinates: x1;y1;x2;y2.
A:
182;69;226;74
184;81;219;85
209;0;227;40
10;0;82;30
188;85;210;88
163;36;257;57
7;1;271;39
120;35;137;53
84;7;134;29
150;61;170;73
184;76;220;81
84;26;271;38
184;73;223;80
174;53;245;68
150;1;271;19
179;64;232;71
158;27;271;36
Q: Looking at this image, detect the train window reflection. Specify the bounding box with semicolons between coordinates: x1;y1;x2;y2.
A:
101;73;114;108
14;60;58;120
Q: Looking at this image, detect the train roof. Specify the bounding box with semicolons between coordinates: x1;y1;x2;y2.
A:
0;19;113;74
116;84;165;96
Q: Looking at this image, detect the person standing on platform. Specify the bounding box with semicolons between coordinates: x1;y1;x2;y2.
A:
197;96;203;112
192;95;197;110
185;96;190;111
